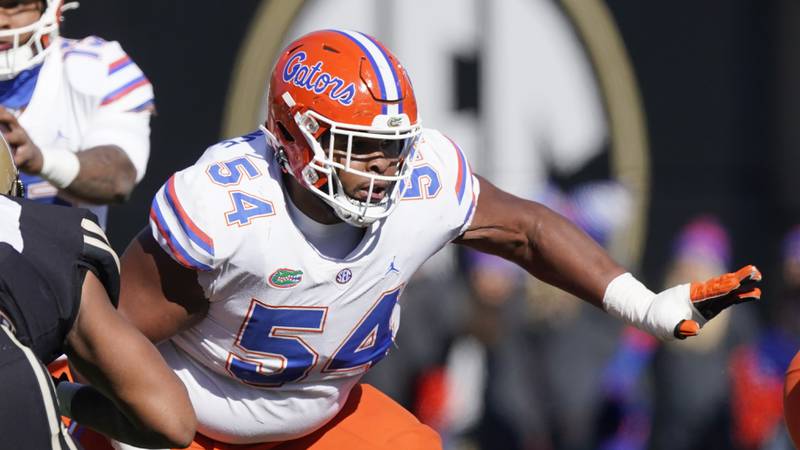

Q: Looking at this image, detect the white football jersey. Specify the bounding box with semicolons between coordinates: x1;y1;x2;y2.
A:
149;128;479;443
13;36;153;227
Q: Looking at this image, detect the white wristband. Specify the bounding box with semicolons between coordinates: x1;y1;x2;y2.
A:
55;381;82;418
40;149;80;189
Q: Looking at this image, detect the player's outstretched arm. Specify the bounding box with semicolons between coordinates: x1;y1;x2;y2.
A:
455;175;625;306
62;270;196;449
117;227;210;344
455;175;761;340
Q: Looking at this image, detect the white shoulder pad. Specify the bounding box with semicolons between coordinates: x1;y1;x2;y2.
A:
61;36;154;112
150;165;225;272
410;129;480;238
149;131;275;272
415;129;478;204
197;130;272;165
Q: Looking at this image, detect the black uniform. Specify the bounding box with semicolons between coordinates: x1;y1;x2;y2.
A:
0;195;120;450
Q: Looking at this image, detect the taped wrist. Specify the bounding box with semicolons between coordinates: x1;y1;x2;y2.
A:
602;272;656;328
55;381;82;418
40;149;80;189
603;273;699;341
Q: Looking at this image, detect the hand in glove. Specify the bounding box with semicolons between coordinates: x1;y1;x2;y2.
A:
673;264;761;338
604;265;762;341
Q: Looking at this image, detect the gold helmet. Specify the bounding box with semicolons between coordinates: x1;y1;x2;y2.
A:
0;134;22;197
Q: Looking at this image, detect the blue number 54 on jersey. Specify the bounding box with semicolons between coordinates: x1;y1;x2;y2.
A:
227;287;401;387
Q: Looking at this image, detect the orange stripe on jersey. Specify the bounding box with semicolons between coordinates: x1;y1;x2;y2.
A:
443;135;470;204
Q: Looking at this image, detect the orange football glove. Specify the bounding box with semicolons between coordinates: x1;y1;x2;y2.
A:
674;265;762;339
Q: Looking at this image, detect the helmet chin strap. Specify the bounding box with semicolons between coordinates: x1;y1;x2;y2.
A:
275;147;291;174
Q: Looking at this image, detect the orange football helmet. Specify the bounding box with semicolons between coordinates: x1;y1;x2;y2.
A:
264;29;421;226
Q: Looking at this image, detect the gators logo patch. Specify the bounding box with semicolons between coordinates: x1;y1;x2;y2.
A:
268;268;303;289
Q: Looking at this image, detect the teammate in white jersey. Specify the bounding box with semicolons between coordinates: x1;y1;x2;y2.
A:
0;0;153;227
117;30;761;450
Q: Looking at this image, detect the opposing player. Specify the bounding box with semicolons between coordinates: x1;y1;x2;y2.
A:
117;30;761;449
0;0;153;226
0;139;195;448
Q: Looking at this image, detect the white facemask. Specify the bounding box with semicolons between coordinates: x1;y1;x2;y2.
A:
0;1;78;80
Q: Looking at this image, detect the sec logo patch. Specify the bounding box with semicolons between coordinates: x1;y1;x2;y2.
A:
336;268;352;284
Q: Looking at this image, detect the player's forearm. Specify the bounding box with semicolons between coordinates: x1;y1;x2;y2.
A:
513;201;625;307
64;145;137;204
64;271;197;448
63;339;196;449
458;186;624;307
64;384;193;449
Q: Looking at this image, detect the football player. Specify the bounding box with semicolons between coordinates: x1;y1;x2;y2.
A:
117;30;761;449
0;0;153;227
0;137;195;448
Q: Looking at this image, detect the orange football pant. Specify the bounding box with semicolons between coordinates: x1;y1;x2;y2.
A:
184;384;441;450
48;360;441;450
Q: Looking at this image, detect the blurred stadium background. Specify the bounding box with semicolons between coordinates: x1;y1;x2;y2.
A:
64;1;799;449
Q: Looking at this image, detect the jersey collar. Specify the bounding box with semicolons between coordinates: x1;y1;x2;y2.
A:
0;63;42;111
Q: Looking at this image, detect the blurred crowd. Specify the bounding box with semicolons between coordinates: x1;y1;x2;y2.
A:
365;190;798;450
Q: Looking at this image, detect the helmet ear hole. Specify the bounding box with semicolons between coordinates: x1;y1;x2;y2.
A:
275;121;295;143
318;130;332;148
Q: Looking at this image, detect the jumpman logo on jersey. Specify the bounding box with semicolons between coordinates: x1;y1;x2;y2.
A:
385;257;400;275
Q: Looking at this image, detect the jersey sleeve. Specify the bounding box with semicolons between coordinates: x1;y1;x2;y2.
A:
420;130;481;241
1;199;121;362
76;210;121;307
149;167;218;273
62;36;154;182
